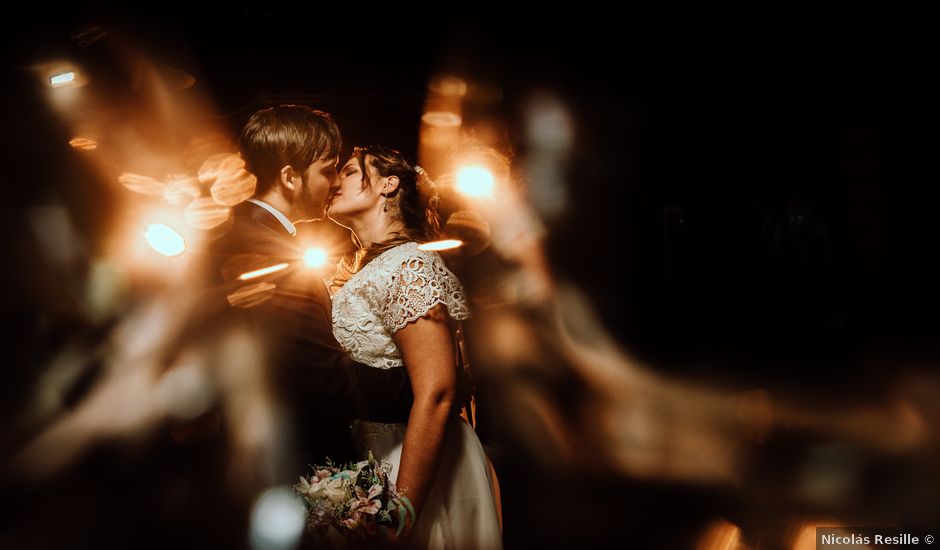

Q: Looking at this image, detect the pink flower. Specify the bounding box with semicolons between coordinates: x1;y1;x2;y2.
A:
349;486;382;517
350;497;381;516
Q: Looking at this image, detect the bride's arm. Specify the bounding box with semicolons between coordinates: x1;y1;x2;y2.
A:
392;304;456;524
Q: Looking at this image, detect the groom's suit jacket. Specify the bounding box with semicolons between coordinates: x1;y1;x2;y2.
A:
206;201;413;475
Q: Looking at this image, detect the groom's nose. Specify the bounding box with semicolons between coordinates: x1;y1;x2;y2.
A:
327;176;340;197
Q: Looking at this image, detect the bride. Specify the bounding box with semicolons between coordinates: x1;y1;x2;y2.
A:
325;145;502;549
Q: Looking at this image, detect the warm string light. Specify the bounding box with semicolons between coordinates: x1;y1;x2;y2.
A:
418;240;463;251
238;263;289;281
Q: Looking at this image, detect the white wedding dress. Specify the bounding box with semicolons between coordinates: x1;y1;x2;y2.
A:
330;242;503;549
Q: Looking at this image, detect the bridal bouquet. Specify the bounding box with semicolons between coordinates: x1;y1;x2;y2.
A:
293;452;415;545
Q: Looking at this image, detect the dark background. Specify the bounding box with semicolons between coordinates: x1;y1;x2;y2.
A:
1;6;937;548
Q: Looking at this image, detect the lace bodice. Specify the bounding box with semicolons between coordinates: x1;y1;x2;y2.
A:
330;242;470;369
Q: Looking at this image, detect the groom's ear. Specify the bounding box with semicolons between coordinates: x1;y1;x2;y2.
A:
383;175;400;194
279;165;298;191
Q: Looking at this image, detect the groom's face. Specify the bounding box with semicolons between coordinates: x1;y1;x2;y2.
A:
296;156;339;219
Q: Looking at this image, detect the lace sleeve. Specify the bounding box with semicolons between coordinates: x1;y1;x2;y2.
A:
382;250;470;333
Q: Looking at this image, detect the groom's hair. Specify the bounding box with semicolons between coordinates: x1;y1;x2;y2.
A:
238;105;342;196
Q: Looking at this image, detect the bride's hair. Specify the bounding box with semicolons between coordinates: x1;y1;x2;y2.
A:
329;146;442;291
353;145;441;242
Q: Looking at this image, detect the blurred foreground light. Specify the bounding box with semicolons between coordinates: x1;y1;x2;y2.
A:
184;197;231;229
791;521;847;550
163;67;196;90
50;71;76;86
69;137;97;150
442;210;490;254
303;248;327;268
249;486;305;550
525;93;575;151
456;166;495;198
228;281;276;308
211;168;257;206
164;175;201;204
239;263;289;281
119;173;164;195
156;360;214;421
199;152;246;184
695;518;741;550
145;224;186;256
418;239;463;251
184;132;233;167
422;111;462;128
430;75;468;96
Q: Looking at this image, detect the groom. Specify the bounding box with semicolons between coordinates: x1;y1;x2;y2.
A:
208;104;413;484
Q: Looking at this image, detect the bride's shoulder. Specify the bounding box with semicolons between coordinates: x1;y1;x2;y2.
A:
388;240;421;255
381;242;447;270
377;241;423;265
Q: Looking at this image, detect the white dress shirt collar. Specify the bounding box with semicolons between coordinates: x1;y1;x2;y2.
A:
246;198;297;236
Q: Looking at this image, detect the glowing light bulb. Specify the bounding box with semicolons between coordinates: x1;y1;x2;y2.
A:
456;166;495;198
145;224;185;256
50;71;76;86
303;248;328;268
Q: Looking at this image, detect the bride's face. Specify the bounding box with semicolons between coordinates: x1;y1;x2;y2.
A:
328;156;385;225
